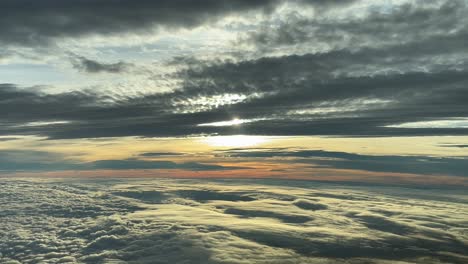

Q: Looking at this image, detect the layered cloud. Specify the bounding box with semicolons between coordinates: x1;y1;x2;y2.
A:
0;0;281;47
243;0;468;53
2;65;468;139
0;0;360;48
218;148;468;177
0;149;247;172
1;178;467;263
1;0;467;139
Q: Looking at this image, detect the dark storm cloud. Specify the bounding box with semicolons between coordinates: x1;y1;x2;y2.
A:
220;149;468;177
0;0;356;47
70;56;133;74
0;0;273;46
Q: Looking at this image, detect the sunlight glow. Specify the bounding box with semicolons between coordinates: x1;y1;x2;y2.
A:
17;121;71;127
202;135;268;148
172;93;263;114
385;118;468;128
198;118;249;127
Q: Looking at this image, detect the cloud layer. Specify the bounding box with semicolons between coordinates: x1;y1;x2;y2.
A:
0;149;247;172
1;178;467;263
0;0;282;46
219;148;468;177
0;0;466;139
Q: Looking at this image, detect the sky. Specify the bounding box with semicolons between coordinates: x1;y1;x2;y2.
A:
1;0;468;187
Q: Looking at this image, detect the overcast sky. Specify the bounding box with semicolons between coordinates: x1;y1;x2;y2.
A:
1;0;467;186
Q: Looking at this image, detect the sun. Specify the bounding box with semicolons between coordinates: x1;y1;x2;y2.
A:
202;135;268;148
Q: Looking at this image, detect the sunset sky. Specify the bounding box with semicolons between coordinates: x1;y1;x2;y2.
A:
1;0;467;187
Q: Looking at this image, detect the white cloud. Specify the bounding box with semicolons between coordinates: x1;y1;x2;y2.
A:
385;118;468;129
1;178;467;263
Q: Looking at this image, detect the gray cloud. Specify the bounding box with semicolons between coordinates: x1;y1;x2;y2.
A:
70;55;134;74
244;0;468;53
0;0;357;47
0;137;22;141
1;60;468;139
0;0;277;46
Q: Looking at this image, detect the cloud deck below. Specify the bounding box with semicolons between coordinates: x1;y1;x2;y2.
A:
1;178;467;263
